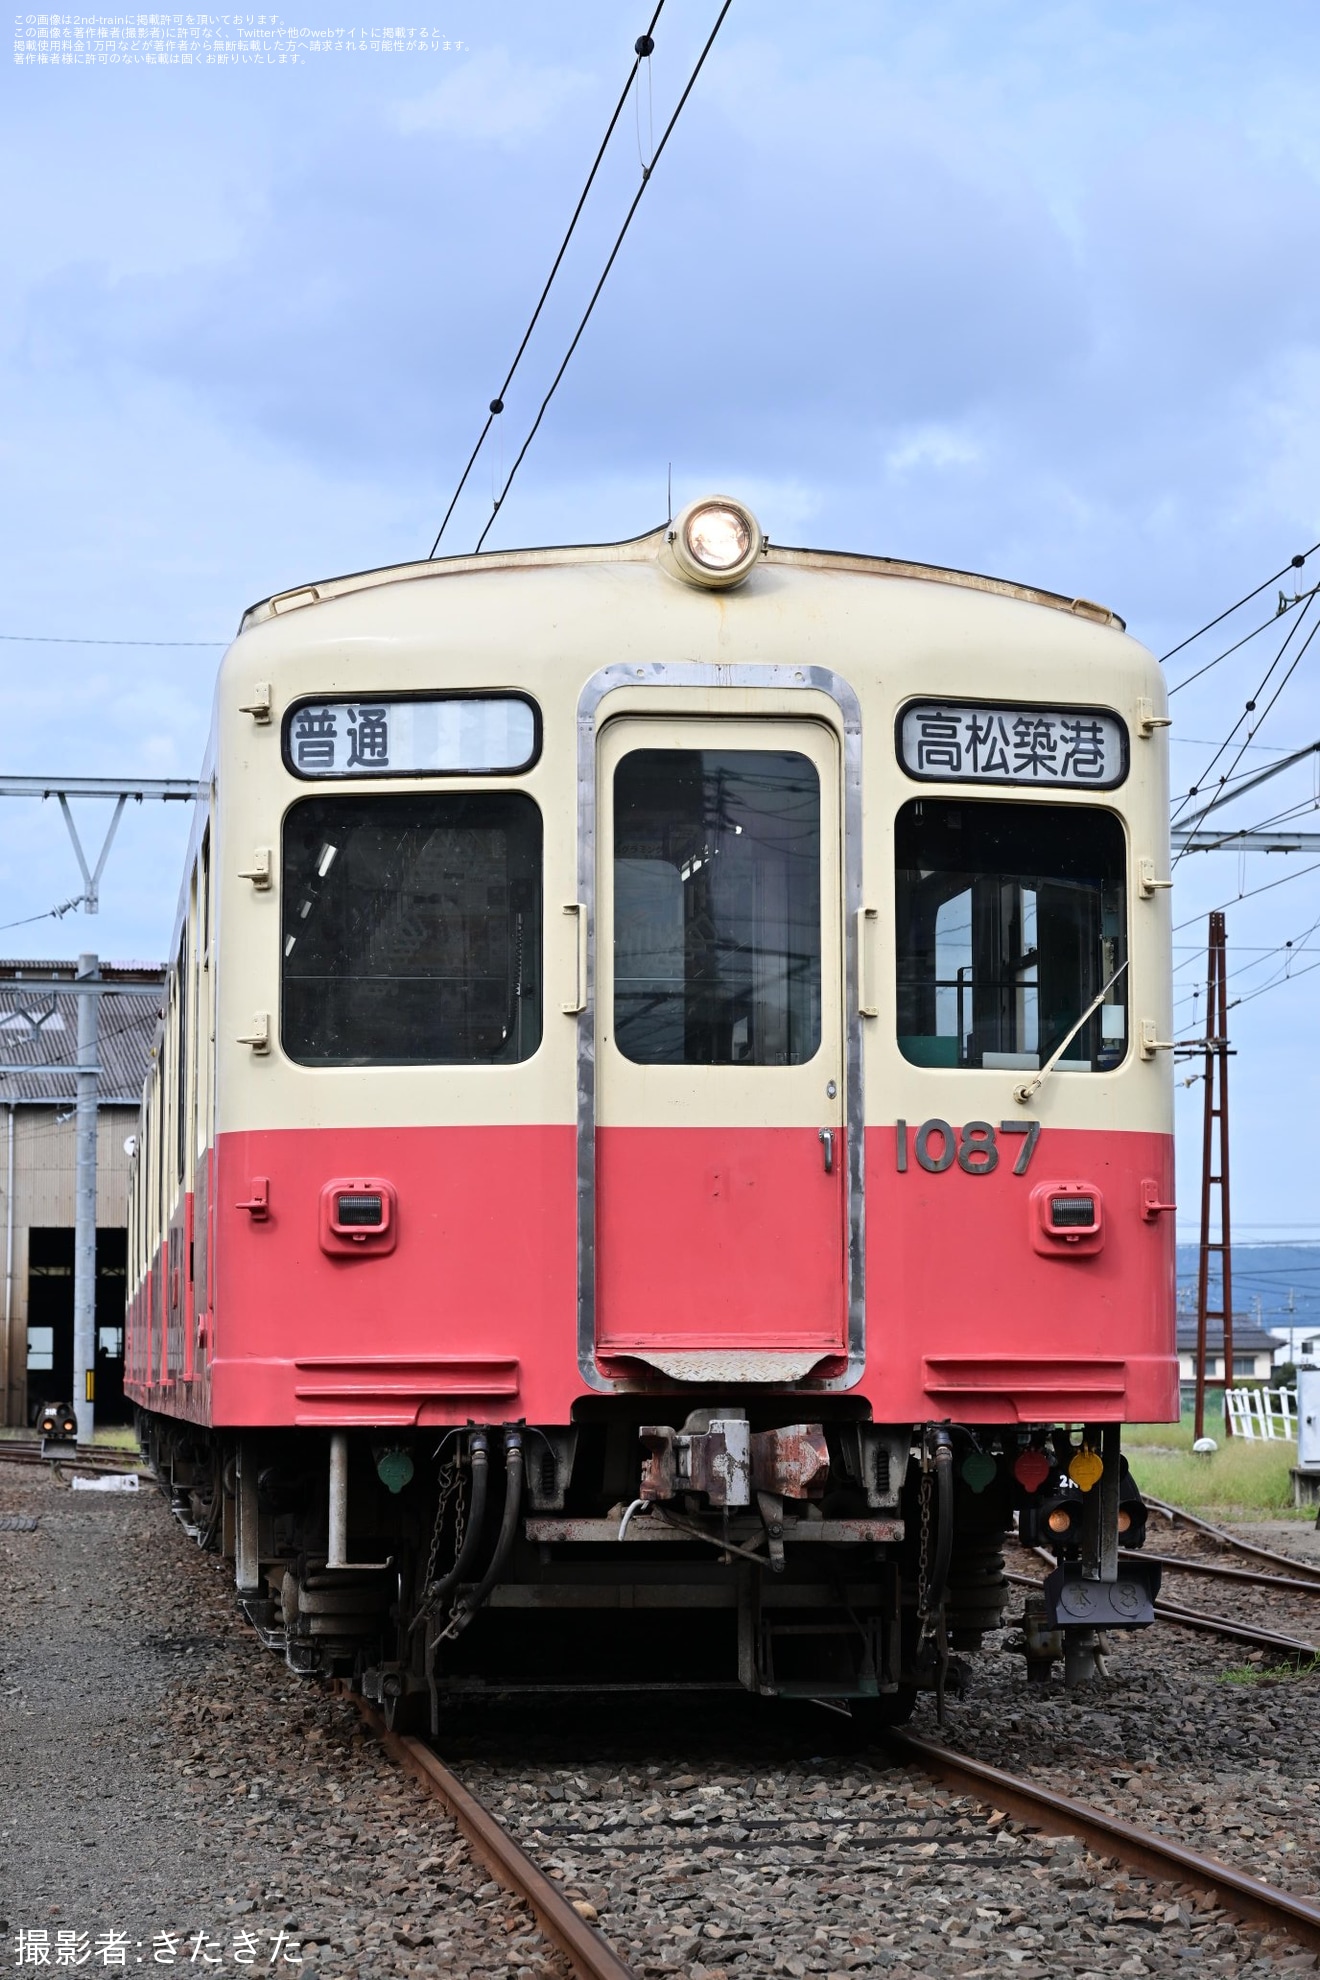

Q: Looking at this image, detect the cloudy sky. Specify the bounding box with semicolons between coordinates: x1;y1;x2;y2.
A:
2;0;1319;1241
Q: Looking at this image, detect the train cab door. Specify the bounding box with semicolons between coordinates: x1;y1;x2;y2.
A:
593;715;848;1382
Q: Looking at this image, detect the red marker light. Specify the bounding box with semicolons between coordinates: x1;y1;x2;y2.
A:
1014;1448;1051;1493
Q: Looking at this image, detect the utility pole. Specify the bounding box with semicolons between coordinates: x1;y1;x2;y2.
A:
74;953;99;1443
1194;911;1234;1440
0;775;195;1441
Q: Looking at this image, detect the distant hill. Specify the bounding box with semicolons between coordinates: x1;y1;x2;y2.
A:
1176;1242;1320;1355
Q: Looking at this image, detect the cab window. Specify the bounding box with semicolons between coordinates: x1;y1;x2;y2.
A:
281;792;542;1066
895;798;1127;1072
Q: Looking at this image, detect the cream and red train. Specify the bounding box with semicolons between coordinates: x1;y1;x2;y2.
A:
126;497;1173;1721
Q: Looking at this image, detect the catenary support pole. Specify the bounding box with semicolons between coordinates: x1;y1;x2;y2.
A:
73;952;99;1445
1193;913;1233;1441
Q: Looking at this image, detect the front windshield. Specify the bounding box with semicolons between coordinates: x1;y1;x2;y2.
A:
281;791;542;1066
895;798;1127;1073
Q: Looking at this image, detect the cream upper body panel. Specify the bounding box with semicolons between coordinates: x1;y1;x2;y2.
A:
208;533;1171;1139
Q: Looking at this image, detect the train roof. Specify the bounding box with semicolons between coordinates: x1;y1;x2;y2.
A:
238;522;1125;637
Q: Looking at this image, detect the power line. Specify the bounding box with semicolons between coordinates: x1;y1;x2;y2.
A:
1174;787;1320;867
1172;591;1319;828
1174;940;1320;953
0;633;226;647
1168;586;1319;696
1230;946;1320;1013
1159;542;1319;663
1174;901;1320;1013
1173;921;1320;983
428;4;666;558
0;893;86;932
1170;591;1320;843
1171;856;1320;931
1171;736;1296;753
474;0;735;554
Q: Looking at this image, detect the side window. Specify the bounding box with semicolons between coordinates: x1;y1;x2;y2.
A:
895;798;1127;1073
281;792;543;1066
200;825;211;964
175;936;188;1186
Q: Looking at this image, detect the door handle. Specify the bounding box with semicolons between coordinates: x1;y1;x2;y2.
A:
857;906;878;1017
561;902;587;1014
818;1128;834;1175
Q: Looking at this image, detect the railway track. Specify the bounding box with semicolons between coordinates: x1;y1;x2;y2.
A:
889;1729;1320;1953
335;1495;1320;1974
346;1686;1320;1980
346;1690;637;1980
14;1443;1320;1976
0;1437;145;1472
1012;1516;1320;1663
1145;1493;1320;1582
1005;1561;1320;1660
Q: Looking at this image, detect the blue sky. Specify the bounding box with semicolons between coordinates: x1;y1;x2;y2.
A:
2;1;1319;1235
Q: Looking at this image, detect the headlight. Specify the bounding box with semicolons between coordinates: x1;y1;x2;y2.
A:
667;495;763;589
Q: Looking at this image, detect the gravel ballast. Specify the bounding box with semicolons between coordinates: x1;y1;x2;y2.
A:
0;1457;571;1978
6;1450;1320;1978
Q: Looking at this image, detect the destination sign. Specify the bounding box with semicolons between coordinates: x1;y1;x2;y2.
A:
897;701;1127;789
283;694;539;779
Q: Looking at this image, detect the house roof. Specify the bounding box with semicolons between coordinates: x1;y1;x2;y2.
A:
0;961;165;1106
1175;1318;1279;1355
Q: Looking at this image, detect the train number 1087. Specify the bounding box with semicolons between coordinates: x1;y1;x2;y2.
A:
895;1119;1041;1177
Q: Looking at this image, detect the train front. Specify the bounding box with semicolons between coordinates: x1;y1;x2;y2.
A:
131;496;1176;1719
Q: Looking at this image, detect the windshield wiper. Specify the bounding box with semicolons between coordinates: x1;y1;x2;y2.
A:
1012;958;1130;1106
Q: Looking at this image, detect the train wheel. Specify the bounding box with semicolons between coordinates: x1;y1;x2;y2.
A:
848;1687;918;1736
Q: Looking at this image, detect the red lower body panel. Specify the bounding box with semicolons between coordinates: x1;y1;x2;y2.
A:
130;1125;578;1427
863;1123;1178;1423
125;1120;1177;1429
596;1125;847;1357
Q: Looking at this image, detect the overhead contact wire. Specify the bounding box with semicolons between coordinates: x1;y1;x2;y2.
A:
474;0;735;554
1171;857;1320;932
1159;542;1319;664
1170;592;1320;849
0;633;226;647
427;4;666;559
1169;586;1319;696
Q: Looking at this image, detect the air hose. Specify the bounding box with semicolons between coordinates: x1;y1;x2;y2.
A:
450;1427;524;1635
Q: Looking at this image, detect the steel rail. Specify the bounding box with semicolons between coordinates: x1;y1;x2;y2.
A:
886;1729;1320;1953
343;1689;639;1980
1123;1547;1320;1597
1004;1567;1319;1659
1145;1497;1320;1582
0;1441;145;1472
1151;1593;1318;1659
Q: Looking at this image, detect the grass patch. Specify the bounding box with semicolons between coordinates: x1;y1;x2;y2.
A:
91;1424;140;1450
1125;1433;1298;1514
1222;1655;1320;1687
1126;1416;1204;1453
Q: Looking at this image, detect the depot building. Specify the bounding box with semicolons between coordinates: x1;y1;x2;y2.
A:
0;960;165;1428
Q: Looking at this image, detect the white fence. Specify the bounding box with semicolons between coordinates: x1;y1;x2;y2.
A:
1225;1386;1297;1441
